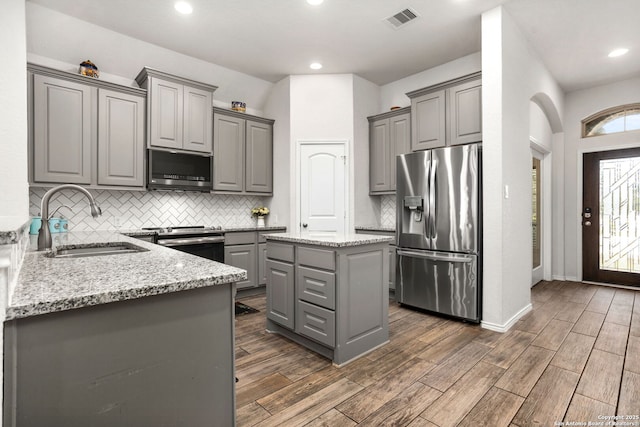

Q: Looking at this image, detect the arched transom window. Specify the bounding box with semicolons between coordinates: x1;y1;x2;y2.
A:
582;103;640;137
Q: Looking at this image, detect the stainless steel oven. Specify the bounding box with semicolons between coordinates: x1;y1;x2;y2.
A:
146;226;225;262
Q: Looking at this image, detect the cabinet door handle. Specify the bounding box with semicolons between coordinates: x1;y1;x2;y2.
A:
302;223;308;228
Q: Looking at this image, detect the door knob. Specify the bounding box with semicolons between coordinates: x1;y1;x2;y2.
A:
584;221;592;226
302;223;308;228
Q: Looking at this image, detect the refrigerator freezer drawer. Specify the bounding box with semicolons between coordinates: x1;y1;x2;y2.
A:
396;249;479;322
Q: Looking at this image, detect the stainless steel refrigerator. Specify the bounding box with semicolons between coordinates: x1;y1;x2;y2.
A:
396;144;481;322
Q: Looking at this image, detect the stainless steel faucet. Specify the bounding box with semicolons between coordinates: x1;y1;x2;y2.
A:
38;184;102;251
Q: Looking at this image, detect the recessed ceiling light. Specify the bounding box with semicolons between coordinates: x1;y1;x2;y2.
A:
608;48;629;58
174;1;193;14
307;0;324;5
309;62;323;70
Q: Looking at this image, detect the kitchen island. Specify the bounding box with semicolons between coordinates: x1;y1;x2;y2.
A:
264;232;393;366
4;231;246;427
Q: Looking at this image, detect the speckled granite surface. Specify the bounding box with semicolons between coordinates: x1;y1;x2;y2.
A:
0;217;31;245
354;226;396;233
8;231;247;320
225;226;287;232
263;232;393;248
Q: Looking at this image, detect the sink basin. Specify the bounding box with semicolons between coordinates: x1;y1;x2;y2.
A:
50;242;149;259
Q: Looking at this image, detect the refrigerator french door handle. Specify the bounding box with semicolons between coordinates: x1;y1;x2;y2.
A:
429;160;437;239
396;249;474;263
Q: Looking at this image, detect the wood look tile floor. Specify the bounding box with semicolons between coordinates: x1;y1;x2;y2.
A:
234;281;640;426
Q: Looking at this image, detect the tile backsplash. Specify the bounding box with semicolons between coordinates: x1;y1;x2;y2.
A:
29;188;270;231
380;194;396;228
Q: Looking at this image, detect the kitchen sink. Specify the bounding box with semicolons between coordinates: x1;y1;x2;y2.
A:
49;242;149;259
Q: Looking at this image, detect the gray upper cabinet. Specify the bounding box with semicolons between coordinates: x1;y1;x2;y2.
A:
213;108;274;195
29;64;146;189
449;79;482;146
97;89;145;187
368;107;411;194
213;113;245;192
407;72;482;151
136;68;216;154
411;90;446;151
32;74;92;184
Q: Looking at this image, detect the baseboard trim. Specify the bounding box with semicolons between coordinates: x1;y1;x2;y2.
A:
481;303;533;333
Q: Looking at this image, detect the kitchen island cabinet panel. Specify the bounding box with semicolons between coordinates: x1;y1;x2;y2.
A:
265;234;391;366
266;259;295;329
3;284;235;427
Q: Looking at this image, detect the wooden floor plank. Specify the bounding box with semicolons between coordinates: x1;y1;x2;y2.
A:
554;302;587;323
253;378;363;427
236;373;293;409
303;409;357;427
572;311;605;337
625;335;640;374
605;303;633;326
550;332;596;373
612;290;636;307
420;361;505;427
237;402;271;427
564;393;616;424
407;417;439;427
531;319;573;351
357;382;441;427
419;341;491;392
585;291;614;314
256;366;343;415
618;370;640;417
513;306;555;335
417;326;481;364
631;308;640;338
512;365;580;427
457;387;524;427
575;349;624;406
594;321;629;356
336;358;435;423
482;330;537;369
495;345;555;397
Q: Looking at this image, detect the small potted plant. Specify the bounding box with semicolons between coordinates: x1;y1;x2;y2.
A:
251;206;270;228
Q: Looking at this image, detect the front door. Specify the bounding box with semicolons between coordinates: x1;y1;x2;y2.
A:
582;147;640;286
299;142;347;235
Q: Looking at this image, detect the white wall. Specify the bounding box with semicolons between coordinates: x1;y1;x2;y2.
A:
353;75;382;227
379;52;482;113
481;6;564;331
1;0;29;221
263;77;292;227
563;76;640;281
26;2;273;115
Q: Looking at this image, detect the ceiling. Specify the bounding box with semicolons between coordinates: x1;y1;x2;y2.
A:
27;0;640;92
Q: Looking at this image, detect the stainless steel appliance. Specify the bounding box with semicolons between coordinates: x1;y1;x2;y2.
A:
147;149;212;192
144;226;225;262
396;144;481;322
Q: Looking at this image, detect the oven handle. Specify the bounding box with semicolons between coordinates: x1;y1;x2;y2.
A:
157;236;225;247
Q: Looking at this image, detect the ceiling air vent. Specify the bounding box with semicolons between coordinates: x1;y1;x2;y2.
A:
385;8;419;29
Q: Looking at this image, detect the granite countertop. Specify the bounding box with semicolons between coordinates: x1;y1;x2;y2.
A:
263;232;393;248
0;216;30;245
354;226;396;233
8;231;247;321
225;226;287;232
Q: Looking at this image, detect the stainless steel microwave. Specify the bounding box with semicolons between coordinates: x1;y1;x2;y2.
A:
147;149;212;192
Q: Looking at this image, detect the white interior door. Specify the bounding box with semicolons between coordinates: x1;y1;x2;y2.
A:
299;142;346;235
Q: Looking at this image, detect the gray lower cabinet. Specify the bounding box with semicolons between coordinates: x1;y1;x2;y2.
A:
29;64;146;189
265;239;389;366
3;285;236;426
355;229;396;290
226;229;286;290
407;72;482;151
135;67;216;154
213;108;274;195
368;107;411;194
